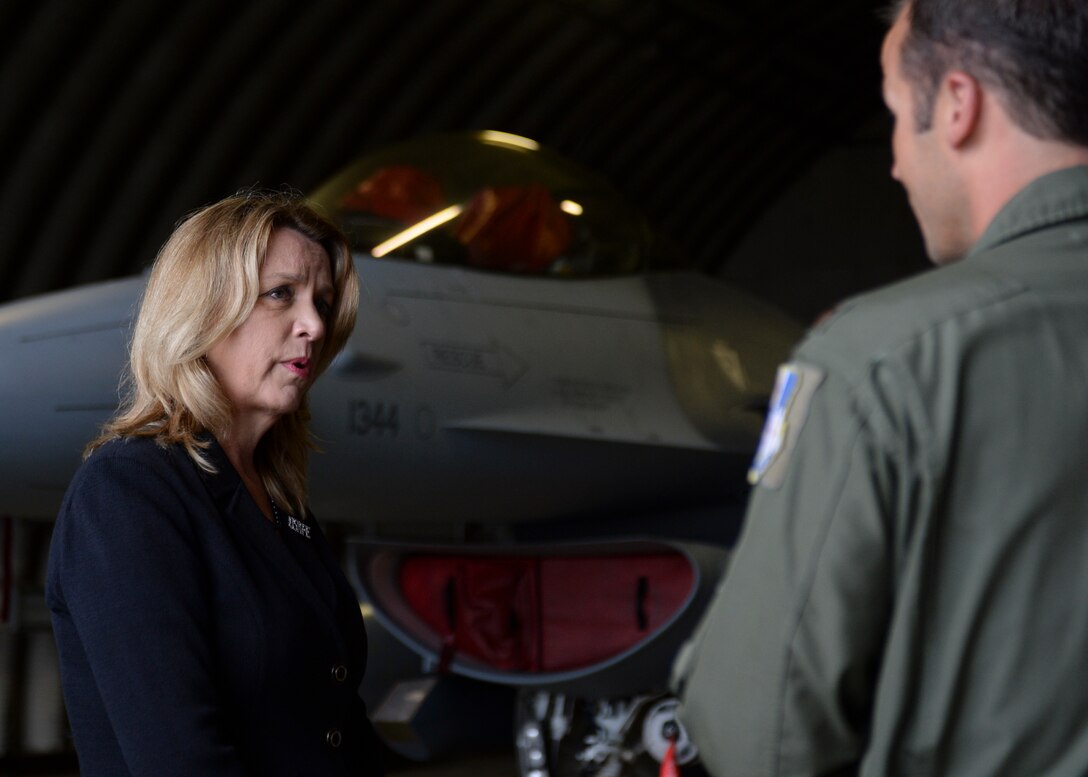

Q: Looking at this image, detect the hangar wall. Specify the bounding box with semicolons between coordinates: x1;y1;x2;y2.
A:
721;119;929;324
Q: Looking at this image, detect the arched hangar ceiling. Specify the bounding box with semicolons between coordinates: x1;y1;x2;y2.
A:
0;0;921;314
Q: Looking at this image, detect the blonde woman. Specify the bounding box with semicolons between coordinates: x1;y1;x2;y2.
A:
47;191;383;776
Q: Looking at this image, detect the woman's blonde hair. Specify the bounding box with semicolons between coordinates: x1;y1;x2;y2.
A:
90;189;359;516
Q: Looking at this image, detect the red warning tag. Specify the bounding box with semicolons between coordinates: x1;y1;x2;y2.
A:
659;740;679;777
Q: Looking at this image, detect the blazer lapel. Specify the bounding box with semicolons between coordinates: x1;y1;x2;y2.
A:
196;440;339;632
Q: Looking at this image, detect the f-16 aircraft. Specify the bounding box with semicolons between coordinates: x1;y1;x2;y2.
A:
0;132;803;776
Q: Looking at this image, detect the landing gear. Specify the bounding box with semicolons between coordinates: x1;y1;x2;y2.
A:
515;691;701;777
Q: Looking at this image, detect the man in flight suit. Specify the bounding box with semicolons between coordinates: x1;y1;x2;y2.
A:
676;0;1088;774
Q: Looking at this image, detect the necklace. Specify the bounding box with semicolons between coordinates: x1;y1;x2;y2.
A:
268;496;284;530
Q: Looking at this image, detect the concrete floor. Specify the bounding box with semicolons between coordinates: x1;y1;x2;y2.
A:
391;751;518;777
1;749;519;776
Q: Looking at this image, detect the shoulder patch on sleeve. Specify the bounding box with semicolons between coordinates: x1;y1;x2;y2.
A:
748;362;825;489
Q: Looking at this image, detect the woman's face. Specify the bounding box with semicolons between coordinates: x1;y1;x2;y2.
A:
206;227;335;437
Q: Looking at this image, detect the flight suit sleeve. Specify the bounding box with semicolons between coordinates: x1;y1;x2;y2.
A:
46;449;249;777
677;359;899;776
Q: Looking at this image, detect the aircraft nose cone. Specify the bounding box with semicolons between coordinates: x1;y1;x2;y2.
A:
0;278;141;518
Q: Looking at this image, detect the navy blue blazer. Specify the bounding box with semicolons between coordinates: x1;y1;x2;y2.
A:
47;436;384;777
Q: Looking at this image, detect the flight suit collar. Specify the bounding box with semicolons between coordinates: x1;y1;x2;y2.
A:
969;164;1088;257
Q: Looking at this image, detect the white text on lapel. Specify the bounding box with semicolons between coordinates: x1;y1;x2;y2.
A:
287;515;312;539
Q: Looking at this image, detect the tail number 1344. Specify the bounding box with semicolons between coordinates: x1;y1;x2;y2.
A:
349;400;400;437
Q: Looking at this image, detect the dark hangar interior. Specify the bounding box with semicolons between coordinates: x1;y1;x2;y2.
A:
1;0;932;770
0;0;927;320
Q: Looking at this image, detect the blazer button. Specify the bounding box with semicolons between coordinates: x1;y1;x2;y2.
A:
326;728;342;748
331;664;348;683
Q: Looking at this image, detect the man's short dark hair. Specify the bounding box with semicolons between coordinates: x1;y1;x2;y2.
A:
886;0;1088;145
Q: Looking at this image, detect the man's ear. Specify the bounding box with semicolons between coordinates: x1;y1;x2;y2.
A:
939;70;982;147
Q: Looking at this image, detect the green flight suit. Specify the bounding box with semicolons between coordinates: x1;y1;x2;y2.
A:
676;166;1088;776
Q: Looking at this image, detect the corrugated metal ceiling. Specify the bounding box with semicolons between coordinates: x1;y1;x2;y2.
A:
0;0;891;303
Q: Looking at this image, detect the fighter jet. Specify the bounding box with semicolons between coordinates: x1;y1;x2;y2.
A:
2;133;802;524
0;132;803;775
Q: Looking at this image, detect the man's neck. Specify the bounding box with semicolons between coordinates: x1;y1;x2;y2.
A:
964;134;1088;244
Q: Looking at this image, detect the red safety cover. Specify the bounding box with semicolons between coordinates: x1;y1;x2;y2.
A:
398;554;693;672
